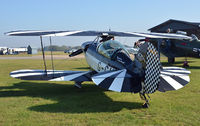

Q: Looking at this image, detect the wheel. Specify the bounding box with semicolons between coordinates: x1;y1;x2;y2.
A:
142;103;149;108
168;57;175;64
74;83;82;88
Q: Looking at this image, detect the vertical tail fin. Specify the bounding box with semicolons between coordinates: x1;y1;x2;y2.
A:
136;42;190;93
136;42;161;94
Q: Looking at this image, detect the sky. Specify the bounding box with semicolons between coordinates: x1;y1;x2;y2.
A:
0;0;200;48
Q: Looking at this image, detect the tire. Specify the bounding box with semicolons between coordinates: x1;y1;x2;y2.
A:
168;57;175;64
142;103;149;108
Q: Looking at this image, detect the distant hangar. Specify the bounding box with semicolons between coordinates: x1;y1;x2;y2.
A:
149;19;200;39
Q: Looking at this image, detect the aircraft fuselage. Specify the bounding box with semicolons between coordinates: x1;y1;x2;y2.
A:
149;39;200;58
82;41;125;72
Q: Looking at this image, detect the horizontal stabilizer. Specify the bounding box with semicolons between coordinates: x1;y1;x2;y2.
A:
10;69;95;82
158;67;191;92
92;69;142;93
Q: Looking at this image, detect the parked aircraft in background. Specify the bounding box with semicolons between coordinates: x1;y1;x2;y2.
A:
147;34;200;66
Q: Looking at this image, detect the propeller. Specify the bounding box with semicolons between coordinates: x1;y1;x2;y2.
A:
69;49;83;57
69;41;92;57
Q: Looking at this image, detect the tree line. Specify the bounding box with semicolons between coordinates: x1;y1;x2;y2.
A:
38;45;81;51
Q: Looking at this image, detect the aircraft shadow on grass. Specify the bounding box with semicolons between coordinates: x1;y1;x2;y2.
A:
0;82;142;113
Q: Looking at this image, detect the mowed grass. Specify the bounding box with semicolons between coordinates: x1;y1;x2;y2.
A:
0;57;200;126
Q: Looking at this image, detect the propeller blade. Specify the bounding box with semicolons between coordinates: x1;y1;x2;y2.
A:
69;49;83;57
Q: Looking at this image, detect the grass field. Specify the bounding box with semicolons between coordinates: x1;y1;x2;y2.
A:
0;57;199;126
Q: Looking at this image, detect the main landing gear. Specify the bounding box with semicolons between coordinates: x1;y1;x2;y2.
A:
74;82;82;88
139;93;150;108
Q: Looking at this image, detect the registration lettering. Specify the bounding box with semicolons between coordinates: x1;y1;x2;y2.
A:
97;62;114;72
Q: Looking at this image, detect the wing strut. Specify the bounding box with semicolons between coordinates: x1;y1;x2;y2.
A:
40;36;47;75
49;36;55;77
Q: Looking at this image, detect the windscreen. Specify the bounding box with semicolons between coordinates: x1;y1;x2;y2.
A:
97;40;129;58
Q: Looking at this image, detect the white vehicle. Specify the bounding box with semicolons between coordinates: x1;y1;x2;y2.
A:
0;47;8;55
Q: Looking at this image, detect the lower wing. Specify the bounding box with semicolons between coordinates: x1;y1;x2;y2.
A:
10;69;96;82
10;67;190;93
10;69;142;93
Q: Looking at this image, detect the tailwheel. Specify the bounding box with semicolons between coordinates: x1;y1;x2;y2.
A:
142;102;149;108
139;93;150;108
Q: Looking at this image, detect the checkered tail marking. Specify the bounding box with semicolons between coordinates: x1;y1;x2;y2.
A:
143;42;161;94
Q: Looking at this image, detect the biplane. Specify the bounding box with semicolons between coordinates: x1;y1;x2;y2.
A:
5;30;191;108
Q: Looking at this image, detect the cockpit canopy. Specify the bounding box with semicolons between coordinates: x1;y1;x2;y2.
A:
97;40;130;59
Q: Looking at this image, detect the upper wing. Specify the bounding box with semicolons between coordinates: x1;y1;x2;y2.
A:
10;69;96;82
5;30;192;40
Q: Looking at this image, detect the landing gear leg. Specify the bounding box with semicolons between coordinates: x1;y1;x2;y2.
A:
74;81;82;88
139;93;150;108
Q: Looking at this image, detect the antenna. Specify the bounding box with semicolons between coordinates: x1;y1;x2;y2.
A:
109;27;111;31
